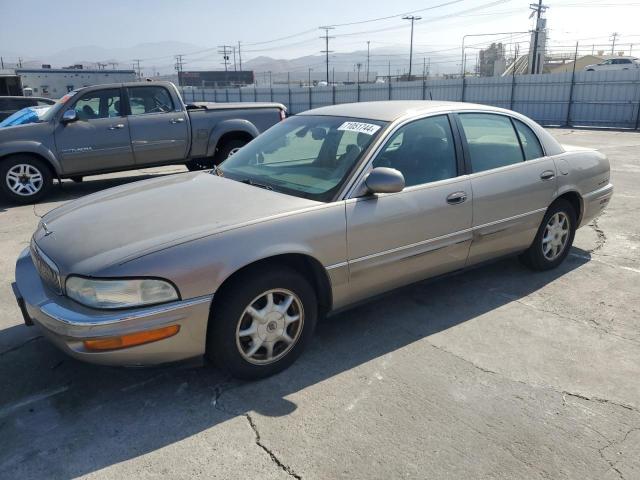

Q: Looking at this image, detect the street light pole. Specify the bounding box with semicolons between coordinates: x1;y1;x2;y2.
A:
403;15;421;80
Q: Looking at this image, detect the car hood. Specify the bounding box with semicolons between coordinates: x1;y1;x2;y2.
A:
34;172;320;275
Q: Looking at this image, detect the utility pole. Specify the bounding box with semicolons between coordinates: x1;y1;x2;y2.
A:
610;32;619;55
366;40;371;83
174;55;184;86
308;67;313;87
423;57;426;79
238;41;243;71
132;59;142;78
232;46;237;71
356;63;362;85
402;15;421;80
18;57;23;68
108;62;118;70
529;0;548;75
218;45;232;72
319;26;334;84
268;70;272;86
388;60;391;83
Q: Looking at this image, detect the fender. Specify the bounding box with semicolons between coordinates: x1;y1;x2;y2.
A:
0;140;62;175
205;119;259;157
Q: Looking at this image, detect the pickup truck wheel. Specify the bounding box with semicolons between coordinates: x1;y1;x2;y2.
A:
185;159;213;171
1;155;53;204
215;138;249;164
206;266;317;380
520;199;576;271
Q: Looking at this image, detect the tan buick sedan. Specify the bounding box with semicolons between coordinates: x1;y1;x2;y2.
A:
13;101;613;379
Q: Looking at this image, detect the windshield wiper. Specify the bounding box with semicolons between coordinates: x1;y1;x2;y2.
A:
239;178;273;191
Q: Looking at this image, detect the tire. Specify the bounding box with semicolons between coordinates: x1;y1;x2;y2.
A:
214;138;250;164
185;159;213;171
70;176;83;183
520;199;577;271
0;155;53;204
206;266;318;380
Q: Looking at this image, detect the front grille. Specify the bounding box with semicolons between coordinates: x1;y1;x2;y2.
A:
30;239;62;294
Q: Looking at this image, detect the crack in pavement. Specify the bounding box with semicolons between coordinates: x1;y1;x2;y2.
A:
0;336;43;356
31;204;43;219
589;217;607;253
426;340;640;415
597;426;640;480
245;412;303;480
210;378;302;479
562;392;638;413
489;290;640;346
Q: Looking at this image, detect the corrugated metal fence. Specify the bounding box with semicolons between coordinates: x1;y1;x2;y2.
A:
180;69;640;129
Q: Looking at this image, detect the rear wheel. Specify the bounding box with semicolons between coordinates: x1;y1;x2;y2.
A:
206;266;317;379
520;199;576;271
0;155;53;204
214;138;250;164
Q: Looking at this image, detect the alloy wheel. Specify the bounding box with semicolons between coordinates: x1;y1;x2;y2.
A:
6;164;44;197
542;212;570;261
235;288;304;365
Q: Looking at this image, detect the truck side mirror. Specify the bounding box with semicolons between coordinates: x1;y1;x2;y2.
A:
61;109;78;124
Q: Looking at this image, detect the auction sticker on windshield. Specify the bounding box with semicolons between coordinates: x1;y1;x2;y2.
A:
337;121;381;135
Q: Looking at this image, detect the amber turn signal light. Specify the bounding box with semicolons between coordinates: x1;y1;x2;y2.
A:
83;325;180;351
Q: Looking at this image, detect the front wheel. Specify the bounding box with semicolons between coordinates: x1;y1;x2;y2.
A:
0;155;53;204
206;267;317;380
520;199;577;271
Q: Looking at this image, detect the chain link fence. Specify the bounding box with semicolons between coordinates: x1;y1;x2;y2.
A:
180;69;640;129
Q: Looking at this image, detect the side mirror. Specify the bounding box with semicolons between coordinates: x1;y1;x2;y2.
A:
61;109;78;123
364;167;405;194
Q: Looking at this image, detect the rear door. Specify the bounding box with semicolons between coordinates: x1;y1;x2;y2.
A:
54;87;134;175
456;112;556;264
345;114;473;303
125;85;189;165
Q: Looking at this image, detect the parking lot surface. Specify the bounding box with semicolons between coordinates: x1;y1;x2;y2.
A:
0;129;639;480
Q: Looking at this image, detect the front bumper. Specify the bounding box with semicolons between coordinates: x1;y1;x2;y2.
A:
13;248;212;366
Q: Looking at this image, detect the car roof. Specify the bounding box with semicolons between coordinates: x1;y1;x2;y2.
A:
298;100;509;122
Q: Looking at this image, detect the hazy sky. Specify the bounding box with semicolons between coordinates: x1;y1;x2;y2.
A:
2;0;639;72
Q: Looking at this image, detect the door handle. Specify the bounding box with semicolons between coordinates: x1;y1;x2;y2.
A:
540;170;555;181
446;191;467;205
108;124;125;130
170;117;185;124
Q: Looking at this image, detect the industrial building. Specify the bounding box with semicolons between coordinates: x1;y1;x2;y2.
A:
15;67;136;98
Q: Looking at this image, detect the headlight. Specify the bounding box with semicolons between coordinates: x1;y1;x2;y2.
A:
65;276;179;309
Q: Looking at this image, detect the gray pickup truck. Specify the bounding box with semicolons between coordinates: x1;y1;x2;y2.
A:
0;81;286;203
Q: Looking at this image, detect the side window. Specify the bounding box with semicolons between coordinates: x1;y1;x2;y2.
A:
73;89;122;120
458;113;523;173
513;119;544;160
127;86;174;115
373;115;458;187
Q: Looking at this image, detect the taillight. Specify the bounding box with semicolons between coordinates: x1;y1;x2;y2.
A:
279;109;286;121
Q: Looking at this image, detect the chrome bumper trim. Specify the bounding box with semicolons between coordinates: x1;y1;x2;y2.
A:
40;294;214;327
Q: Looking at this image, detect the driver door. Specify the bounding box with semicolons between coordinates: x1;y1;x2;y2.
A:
345;114;473;303
125;85;189;165
54;88;134;175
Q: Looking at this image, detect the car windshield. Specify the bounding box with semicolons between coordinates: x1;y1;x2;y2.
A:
218;115;387;202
